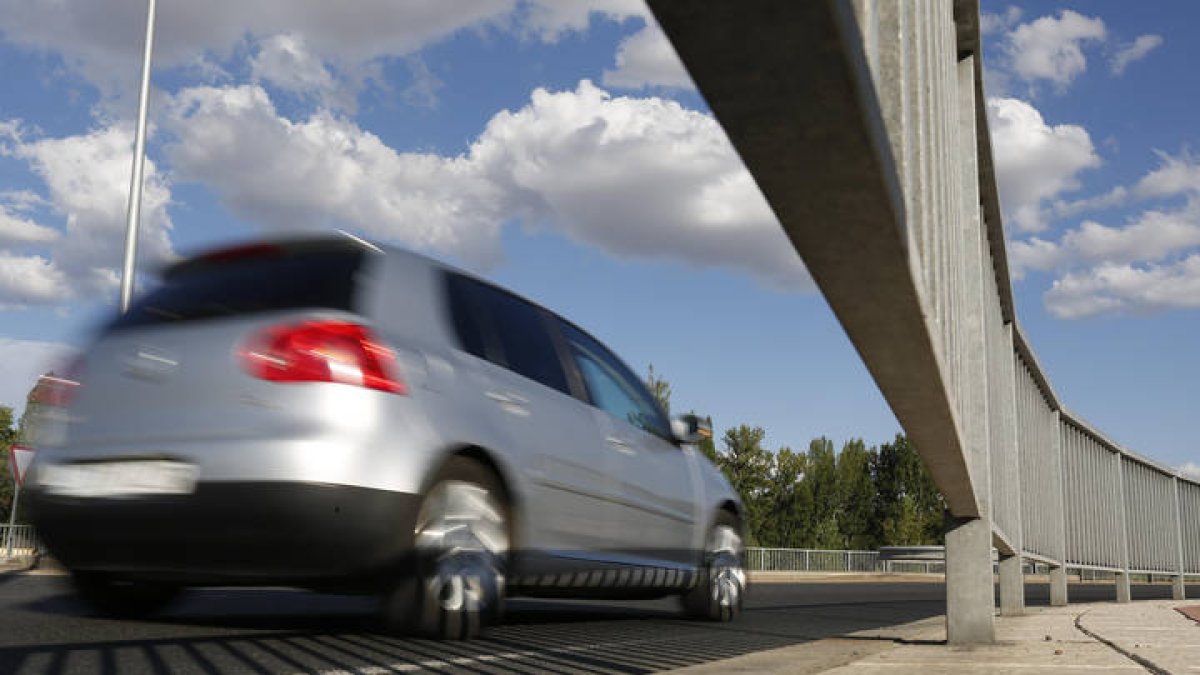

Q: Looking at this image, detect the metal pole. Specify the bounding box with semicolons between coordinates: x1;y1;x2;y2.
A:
119;0;158;313
4;483;19;559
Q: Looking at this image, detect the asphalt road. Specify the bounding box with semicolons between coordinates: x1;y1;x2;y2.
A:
0;574;1186;674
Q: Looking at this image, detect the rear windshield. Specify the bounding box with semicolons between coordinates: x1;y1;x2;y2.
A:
109;249;366;330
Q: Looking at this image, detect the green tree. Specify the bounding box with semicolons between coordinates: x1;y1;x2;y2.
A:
804;437;841;549
759;446;813;547
714;425;774;545
836;439;878;549
872;434;944;545
0;406;16;523
644;364;672;416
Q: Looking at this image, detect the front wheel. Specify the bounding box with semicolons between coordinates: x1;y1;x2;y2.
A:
380;457;509;640
681;512;745;622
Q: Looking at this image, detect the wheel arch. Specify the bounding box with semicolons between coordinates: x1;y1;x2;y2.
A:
428;443;525;545
716;499;743;532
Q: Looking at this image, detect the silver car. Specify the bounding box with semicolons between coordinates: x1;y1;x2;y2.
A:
26;234;745;638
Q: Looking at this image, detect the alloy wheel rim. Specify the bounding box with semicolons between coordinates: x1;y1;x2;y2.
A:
708;524;745;609
413;480;508;615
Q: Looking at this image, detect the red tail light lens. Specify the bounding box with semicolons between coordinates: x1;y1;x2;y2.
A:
31;356;84;407
238;320;406;394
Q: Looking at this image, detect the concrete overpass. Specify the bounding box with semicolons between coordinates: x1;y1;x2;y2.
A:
650;0;1200;643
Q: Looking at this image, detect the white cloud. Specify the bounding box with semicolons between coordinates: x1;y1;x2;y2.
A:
164;84;506;266
602;23;694;90
1064;212;1200;265
523;0;649;41
1008;237;1061;280
164;80;807;288
1134;150;1200;199
1181;462;1200;480
0;252;70;307
1005;10;1106;90
1050;186;1128;219
0;1;654;104
249;33;339;104
0;1;520;99
1011;208;1200;278
1044;254;1200;318
980;6;1022;36
987;97;1100;232
0;205;59;247
1009;148;1200;317
1;122;175;303
472;81;801;286
401;56;444;109
1111;34;1163;76
0;338;72;418
1041;149;1200;221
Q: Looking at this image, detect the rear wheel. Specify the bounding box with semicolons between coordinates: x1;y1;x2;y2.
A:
681;511;745;622
72;571;180;618
380;457;509;639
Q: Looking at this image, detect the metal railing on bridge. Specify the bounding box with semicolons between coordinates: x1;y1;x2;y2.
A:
839;0;1200;593
650;0;1198;644
747;548;882;573
746;547;945;574
2;524;38;560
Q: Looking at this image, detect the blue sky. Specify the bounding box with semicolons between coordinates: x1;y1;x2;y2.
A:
0;1;1194;477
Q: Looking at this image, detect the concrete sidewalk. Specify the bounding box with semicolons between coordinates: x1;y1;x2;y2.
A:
680;600;1199;674
0;556;36;575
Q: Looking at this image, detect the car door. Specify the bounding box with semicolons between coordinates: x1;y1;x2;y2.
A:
444;274;619;558
555;319;698;566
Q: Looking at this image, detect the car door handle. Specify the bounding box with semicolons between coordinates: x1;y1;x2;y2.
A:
486;391;530;416
605;436;635;455
485;391;528;403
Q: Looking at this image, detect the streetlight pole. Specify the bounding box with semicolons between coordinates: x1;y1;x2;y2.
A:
119;0;158;313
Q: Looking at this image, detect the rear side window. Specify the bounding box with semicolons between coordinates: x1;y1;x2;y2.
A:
110;250;365;330
445;273;569;395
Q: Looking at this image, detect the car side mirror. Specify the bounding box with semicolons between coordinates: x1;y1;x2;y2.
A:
671;413;712;444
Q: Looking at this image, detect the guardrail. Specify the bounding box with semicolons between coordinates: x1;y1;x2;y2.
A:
840;0;1199;609
650;0;1194;644
746;547;944;574
747;547;881;573
2;524;38;559
746;546;1191;579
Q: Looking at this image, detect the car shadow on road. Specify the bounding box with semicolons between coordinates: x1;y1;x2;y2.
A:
5;583;950;674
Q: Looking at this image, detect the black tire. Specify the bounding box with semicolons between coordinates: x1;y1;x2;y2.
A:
681;510;746;622
379;456;510;640
72;571;180;618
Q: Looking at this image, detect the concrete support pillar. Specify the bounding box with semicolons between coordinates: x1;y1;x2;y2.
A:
1173;575;1187;601
1115;572;1132;603
946;515;995;644
998;554;1025;616
1050;565;1068;606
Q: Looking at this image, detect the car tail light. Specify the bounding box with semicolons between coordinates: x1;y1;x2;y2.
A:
31;356;84;407
238;320;406;394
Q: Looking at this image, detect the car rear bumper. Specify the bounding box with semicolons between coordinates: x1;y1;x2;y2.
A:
28;481;421;589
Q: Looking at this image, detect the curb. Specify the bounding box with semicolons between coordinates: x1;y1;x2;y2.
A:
1073;607;1172;675
0;555;37;576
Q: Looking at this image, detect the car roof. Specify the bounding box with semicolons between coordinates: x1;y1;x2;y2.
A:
169;231;618;357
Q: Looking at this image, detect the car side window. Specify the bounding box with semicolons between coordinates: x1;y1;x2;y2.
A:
445;273;489;360
558;320;671;440
445;273;570;395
